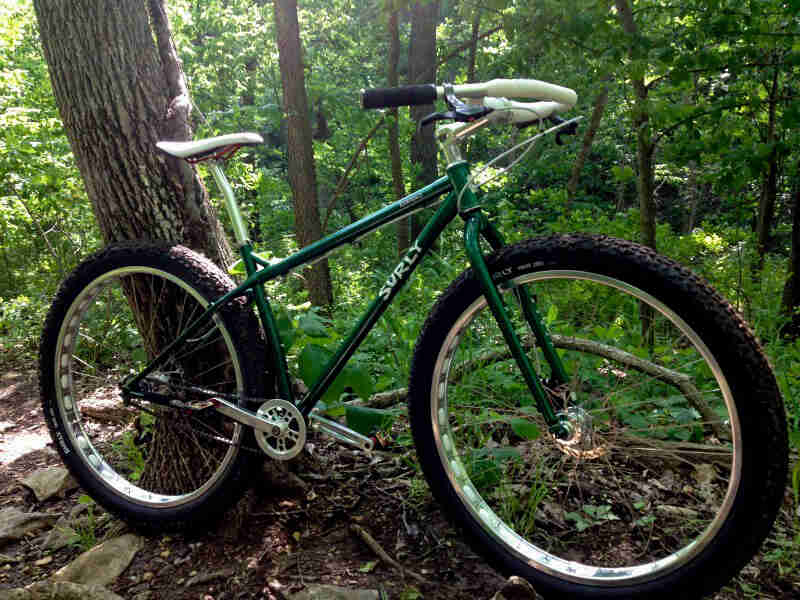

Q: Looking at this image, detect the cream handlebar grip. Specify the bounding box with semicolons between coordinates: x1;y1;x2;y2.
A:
439;79;577;108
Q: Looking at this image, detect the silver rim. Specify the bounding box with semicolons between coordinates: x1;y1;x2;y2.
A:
54;266;244;508
430;270;741;585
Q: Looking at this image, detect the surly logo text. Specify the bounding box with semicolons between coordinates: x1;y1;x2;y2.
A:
379;241;423;301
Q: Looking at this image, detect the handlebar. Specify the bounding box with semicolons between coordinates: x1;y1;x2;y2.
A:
361;78;577;111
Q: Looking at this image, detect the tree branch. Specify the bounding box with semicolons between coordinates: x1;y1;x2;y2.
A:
550;335;727;439
320;114;386;232
653;100;757;145
350;523;429;585
437;25;502;68
360;334;728;440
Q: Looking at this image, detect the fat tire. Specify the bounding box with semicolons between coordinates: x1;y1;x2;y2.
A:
40;242;267;529
408;234;787;600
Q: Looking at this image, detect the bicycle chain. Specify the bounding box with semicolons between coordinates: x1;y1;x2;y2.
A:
122;396;266;454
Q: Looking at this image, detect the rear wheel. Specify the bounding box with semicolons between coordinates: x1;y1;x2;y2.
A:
409;235;787;599
40;243;265;528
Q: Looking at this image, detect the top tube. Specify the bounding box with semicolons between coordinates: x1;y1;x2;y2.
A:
241;175;452;282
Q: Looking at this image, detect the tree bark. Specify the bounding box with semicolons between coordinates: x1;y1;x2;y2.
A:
408;1;439;240
33;0;231;266
388;9;409;255
274;0;333;306
566;84;609;208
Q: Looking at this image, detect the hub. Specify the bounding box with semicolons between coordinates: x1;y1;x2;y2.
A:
553;407;606;459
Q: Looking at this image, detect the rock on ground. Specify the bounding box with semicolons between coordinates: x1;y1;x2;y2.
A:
20;467;77;503
0;581;125;600
41;504;92;552
289;584;380;600
51;533;143;587
0;507;59;545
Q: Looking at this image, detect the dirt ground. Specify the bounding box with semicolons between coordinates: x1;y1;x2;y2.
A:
0;355;797;600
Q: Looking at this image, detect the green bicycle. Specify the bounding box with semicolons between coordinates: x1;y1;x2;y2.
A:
40;78;787;600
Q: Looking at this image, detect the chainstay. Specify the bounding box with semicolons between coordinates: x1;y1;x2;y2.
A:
121;392;265;455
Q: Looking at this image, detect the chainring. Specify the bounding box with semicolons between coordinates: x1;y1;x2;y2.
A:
254;399;306;460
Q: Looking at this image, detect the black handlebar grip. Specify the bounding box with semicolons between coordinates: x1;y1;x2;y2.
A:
361;84;438;109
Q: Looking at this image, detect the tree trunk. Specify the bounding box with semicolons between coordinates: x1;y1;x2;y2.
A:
33;0;252;503
274;0;333;306
408;1;439;240
614;0;656;252
614;0;656;345
566;84;609;208
467;12;481;83
681;161;697;233
33;0;231;266
636;133;657;250
780;161;800;339
756;64;781;271
388;9;409;255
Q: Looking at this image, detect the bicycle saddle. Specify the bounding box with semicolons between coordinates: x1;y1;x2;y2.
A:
156;132;264;162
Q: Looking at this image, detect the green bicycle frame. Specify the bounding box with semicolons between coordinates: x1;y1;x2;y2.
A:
125;158;569;432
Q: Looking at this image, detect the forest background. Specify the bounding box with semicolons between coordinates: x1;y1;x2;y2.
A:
1;0;800;586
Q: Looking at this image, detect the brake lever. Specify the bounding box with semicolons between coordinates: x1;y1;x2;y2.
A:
421;82;492;128
420;111;458;128
420;106;492;128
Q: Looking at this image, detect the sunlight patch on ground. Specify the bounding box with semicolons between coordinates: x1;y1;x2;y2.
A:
0;429;51;465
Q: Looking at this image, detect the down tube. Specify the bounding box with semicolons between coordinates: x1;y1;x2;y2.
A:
296;194;459;417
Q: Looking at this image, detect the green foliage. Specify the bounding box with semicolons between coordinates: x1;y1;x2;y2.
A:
298;342;374;404
398;587;422;600
565;504;621;533
111;412;154;483
343;405;397;436
0;0;99;355
510;417;540;441
67;495;100;551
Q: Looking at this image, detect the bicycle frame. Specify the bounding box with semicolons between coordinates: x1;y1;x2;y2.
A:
125;158;568;433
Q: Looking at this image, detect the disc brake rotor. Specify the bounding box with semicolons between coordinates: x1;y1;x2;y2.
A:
254;399;306;460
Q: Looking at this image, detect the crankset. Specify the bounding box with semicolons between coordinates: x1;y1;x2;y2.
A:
127;375;373;458
253;399;306;460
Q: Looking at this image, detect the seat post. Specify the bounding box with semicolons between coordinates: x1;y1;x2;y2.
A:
209;161;250;247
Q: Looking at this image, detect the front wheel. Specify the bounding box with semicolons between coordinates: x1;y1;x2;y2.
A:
409;235;787;599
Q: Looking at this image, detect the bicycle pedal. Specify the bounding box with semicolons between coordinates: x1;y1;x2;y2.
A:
171;399;218;412
189;400;218;410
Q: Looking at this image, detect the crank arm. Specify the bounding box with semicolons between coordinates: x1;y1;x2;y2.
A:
126;388;279;435
211;398;283;434
125;378;277;434
310;412;374;452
